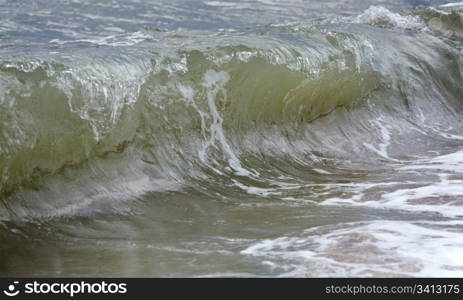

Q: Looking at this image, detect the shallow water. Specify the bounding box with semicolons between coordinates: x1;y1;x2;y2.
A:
1;0;463;277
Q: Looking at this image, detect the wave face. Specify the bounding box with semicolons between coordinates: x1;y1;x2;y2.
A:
1;2;463;277
0;30;383;196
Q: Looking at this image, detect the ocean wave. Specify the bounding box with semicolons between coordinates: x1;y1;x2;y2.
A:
0;5;462;221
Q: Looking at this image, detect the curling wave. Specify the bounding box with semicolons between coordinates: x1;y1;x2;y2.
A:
0;5;463;221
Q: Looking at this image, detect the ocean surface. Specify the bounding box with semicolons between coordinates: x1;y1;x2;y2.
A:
1;0;463;277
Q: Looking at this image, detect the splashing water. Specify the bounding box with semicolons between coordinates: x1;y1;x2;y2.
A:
1;0;463;277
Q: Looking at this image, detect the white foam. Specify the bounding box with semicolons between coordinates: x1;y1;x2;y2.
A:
54;56;149;141
321;150;463;218
242;220;463;277
232;179;281;197
312;168;331;175
354;6;424;30
50;31;154;47
200;70;255;177
401;150;463;173
204;1;238;7
363;117;397;160
440;2;463;8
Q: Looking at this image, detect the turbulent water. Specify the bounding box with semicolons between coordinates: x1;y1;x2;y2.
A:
1;0;463;277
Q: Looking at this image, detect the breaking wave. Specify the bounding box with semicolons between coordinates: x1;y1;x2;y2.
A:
1;5;463;221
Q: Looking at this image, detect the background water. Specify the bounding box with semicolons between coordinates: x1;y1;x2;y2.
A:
1;0;463;277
